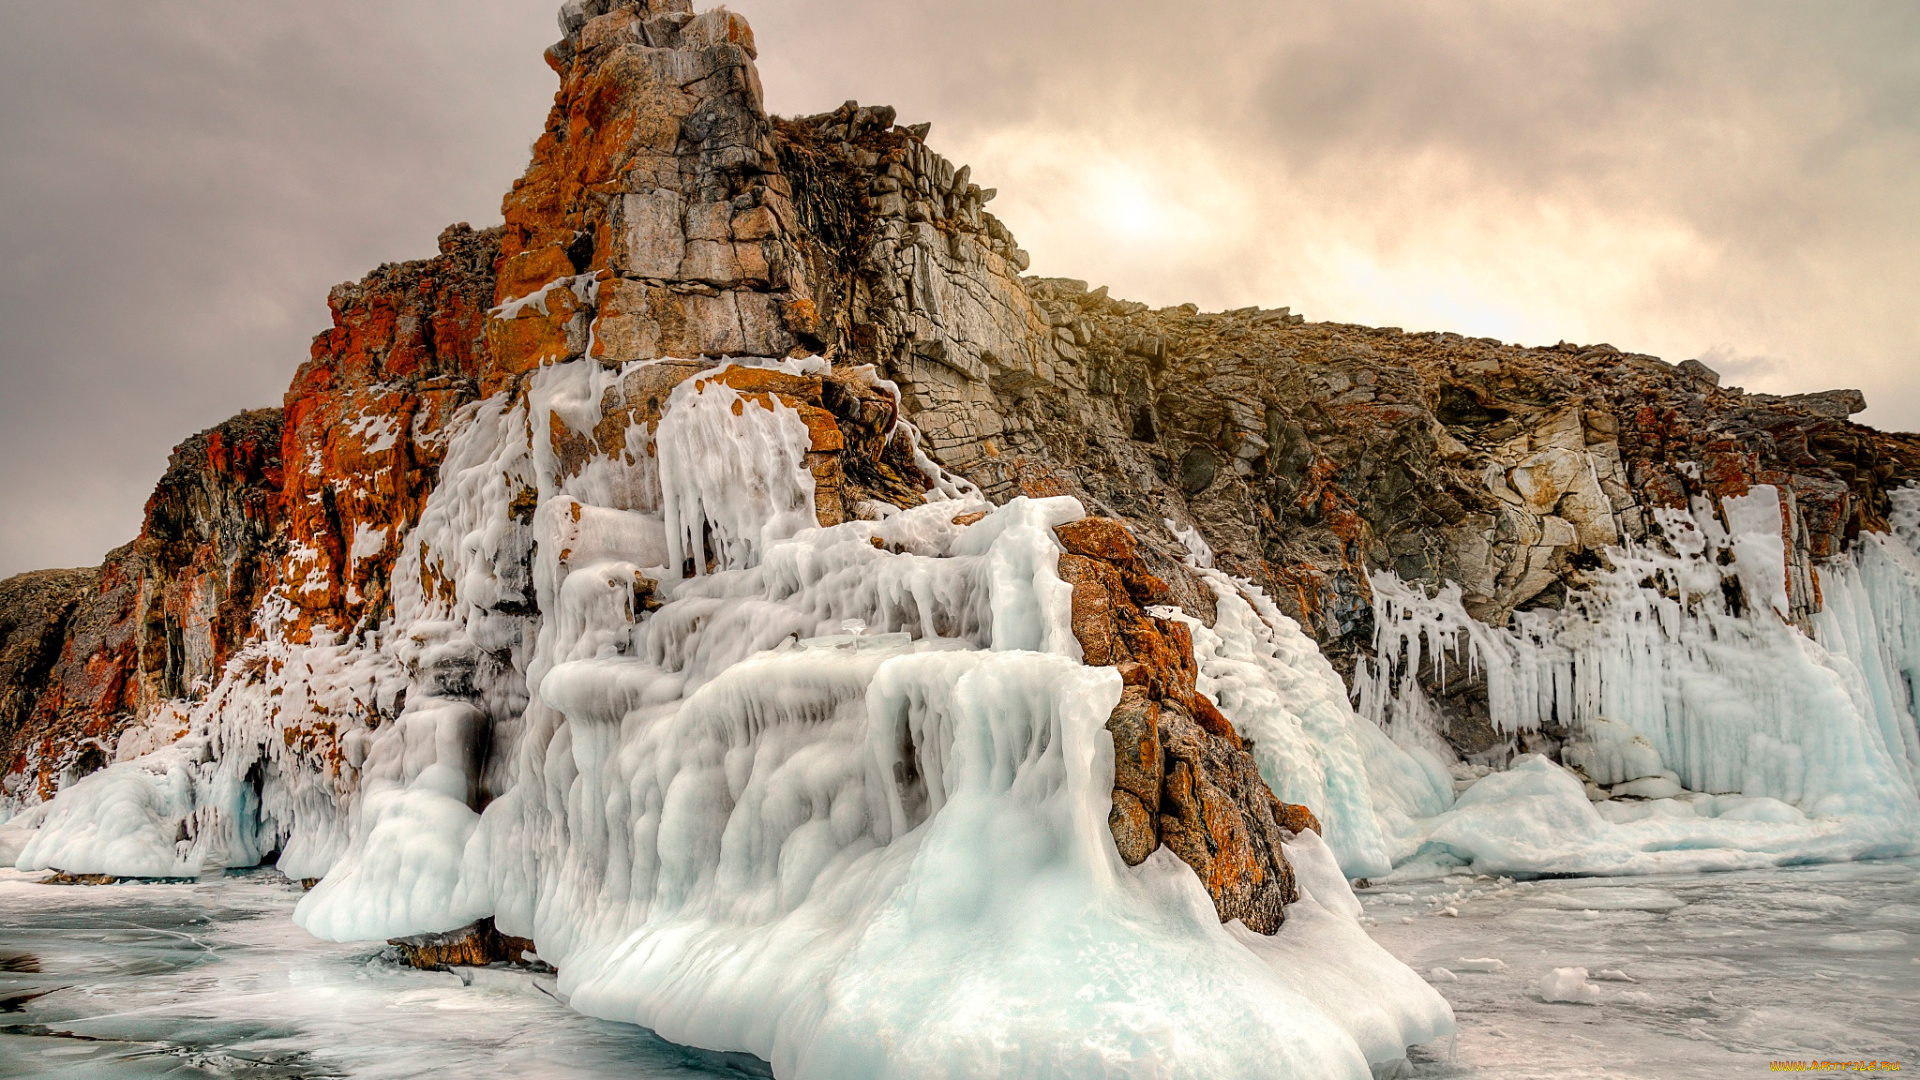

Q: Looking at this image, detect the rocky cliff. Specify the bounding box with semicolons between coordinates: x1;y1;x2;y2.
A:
4;0;1916;907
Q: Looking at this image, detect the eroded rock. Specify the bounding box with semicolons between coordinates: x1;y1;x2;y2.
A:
389;917;546;971
1054;516;1316;934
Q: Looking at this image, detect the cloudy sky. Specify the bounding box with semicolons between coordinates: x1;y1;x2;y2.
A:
1;1;1915;578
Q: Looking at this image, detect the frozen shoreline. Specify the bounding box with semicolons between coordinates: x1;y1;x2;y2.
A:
3;861;1913;1078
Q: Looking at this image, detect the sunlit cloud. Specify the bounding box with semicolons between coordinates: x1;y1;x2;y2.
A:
1;0;1915;577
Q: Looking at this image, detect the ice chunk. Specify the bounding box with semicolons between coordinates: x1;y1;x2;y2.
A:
1164;517;1215;569
1537;967;1603;1004
1612;774;1685;800
1720;486;1791;620
1454;957;1508;973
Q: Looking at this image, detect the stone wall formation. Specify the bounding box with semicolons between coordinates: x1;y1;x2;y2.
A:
3;3;1918;1077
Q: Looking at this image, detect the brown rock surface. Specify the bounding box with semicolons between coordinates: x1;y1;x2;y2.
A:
389;917;543;971
3;409;284;802
0;568;100;794
278;223;500;639
5;1;1918;938
1055;516;1316;934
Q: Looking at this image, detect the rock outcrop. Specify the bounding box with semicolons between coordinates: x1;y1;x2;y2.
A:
2;409;283;802
1055;516;1314;933
389;917;542;971
0;568;99;792
3;0;1916;927
278;223;501;639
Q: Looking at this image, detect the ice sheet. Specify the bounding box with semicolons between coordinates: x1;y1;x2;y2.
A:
1358;856;1920;1076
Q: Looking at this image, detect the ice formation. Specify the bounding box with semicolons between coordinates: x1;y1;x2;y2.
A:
16;354;1452;1076
18;338;1920;1070
1537;967;1604;1005
1356;484;1920;875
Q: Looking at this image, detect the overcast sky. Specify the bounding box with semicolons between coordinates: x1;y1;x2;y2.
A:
2;1;1915;578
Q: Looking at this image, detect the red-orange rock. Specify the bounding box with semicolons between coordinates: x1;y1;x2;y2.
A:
1058;516;1299;932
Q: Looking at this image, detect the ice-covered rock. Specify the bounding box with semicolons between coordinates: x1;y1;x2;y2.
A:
7;0;1920;1073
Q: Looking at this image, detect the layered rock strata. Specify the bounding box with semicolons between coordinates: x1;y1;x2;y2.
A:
1;0;1914;918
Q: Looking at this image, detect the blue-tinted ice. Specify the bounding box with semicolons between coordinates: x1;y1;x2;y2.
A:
0;868;766;1079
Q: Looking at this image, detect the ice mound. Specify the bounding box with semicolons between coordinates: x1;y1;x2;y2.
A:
14;740;208;878
20;354;1439;1077
1396;756;1887;876
1561;716;1665;788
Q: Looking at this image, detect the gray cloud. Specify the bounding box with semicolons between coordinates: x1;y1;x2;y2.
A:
2;0;1914;578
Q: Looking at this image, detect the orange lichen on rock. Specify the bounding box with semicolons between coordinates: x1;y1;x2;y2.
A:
272;224;502;643
1054;515;1312;934
388;918;543;971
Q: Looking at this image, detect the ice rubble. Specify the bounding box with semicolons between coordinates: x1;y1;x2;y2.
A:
1356;484;1920;876
18;355;1450;1077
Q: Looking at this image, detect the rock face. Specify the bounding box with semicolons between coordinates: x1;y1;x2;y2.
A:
891;282;1920;655
2;410;283;802
0;568;99;793
1054;516;1315;933
3;0;1916;924
278;223;500;639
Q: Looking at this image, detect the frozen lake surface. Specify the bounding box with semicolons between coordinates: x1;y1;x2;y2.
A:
1364;857;1919;1078
1;860;1914;1078
0;868;766;1079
